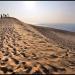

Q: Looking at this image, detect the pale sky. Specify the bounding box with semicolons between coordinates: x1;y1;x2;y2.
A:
0;1;75;24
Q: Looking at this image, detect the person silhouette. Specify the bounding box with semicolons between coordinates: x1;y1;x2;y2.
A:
1;14;2;19
5;14;7;17
3;14;5;17
7;14;9;17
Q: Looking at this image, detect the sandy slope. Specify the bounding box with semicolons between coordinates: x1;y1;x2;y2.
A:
0;17;75;74
32;25;75;50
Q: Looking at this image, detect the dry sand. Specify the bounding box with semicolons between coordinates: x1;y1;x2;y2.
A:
32;25;75;50
0;17;75;74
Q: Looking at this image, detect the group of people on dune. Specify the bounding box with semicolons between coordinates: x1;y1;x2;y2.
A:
0;13;9;19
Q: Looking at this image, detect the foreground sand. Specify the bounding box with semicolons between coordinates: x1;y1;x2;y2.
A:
0;17;75;74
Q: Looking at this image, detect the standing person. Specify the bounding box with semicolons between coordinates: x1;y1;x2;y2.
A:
3;14;5;17
5;14;7;17
7;13;9;17
1;14;2;19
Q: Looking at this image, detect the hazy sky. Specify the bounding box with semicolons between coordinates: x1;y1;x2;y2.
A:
0;1;75;24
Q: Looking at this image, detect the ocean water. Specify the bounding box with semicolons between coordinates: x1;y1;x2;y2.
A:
39;24;75;32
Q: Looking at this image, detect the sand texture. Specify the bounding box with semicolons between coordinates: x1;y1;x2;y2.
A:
0;17;75;74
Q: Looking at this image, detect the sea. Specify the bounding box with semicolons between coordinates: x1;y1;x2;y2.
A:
38;24;75;32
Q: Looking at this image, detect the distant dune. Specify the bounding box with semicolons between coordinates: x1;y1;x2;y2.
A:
0;17;75;74
32;25;75;50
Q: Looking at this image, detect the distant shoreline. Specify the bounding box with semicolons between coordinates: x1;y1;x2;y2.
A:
35;24;75;32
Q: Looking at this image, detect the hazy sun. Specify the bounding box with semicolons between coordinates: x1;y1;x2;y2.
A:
24;1;36;10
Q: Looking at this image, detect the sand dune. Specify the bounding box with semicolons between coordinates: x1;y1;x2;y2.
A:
32;25;75;50
0;17;75;74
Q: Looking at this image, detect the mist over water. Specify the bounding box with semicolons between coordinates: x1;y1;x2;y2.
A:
38;24;75;32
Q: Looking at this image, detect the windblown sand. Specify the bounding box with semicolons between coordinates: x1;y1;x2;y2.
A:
0;17;75;74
